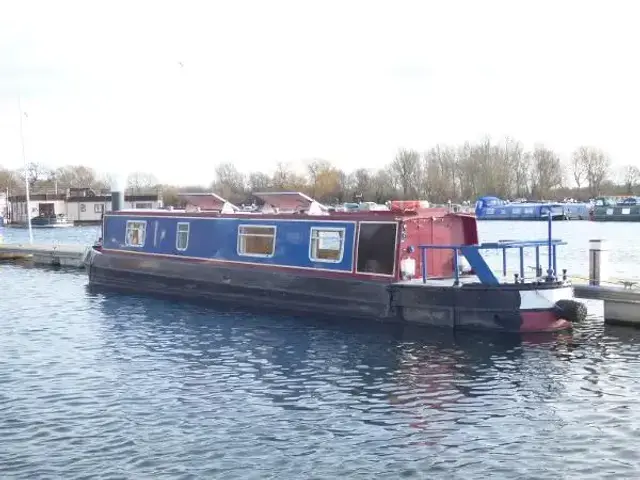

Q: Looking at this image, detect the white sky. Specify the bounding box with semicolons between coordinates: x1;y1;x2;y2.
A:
0;0;638;186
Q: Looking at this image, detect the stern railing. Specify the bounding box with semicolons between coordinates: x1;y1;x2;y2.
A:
416;209;567;285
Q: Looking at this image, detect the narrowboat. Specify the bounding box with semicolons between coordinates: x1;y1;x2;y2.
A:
85;191;587;333
592;196;640;221
475;196;590;220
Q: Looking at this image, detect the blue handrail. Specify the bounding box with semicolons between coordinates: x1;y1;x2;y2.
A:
417;208;564;285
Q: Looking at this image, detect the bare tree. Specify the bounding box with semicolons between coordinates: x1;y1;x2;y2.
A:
571;147;589;189
456;143;478;200
584;148;610;197
54;165;99;188
350;168;373;201
423;145;457;203
127;172;159;193
373;168;397;203
306;159;335;198
23;162;51;189
247;172;272;192
530;145;563;199
390;148;421;198
212;162;246;202
622;165;640;195
271;162;294;190
0;168;19;193
505;139;530;198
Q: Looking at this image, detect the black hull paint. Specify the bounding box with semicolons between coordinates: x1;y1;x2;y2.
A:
86;250;569;333
592;216;640;222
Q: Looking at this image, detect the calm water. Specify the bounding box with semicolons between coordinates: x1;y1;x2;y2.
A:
2;221;640;478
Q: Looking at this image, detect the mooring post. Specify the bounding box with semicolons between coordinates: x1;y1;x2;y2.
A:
589;239;609;286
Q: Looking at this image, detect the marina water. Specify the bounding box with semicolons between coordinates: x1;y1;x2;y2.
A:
2;222;640;478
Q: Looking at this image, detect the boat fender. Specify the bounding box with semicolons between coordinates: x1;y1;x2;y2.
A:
554;299;588;323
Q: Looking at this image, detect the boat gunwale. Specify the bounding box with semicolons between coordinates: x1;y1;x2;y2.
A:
103;209;473;222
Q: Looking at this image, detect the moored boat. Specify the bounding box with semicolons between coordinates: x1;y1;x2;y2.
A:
85;191;587;333
475;196;590;220
592;196;640;221
30;213;73;228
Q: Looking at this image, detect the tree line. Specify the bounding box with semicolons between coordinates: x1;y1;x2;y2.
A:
1;137;639;206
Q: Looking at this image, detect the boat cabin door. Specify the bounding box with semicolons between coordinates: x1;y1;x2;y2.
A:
356;221;398;276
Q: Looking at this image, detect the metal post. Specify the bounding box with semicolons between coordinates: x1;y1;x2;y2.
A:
535;246;541;277
453;248;460;286
502;248;507;276
421;247;427;284
18;93;33;244
546;208;554;280
589;239;608;286
519;247;525;280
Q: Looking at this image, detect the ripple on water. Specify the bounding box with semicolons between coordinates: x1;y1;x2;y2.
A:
2;264;640;478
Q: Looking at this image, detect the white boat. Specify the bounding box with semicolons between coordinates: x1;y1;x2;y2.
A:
30;214;73;228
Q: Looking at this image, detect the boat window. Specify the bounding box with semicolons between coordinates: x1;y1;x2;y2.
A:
176;222;190;251
309;227;345;263
237;225;276;257
356;222;397;276
125;220;147;247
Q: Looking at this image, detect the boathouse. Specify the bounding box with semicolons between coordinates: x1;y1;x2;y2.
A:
7;188;163;225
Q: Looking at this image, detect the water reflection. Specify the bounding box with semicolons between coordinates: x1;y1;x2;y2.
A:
93;291;575;431
4;271;640;478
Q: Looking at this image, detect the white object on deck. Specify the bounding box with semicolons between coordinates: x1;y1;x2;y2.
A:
457;254;472;273
400;257;416;280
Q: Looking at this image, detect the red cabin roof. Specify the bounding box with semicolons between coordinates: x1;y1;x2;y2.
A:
178;193;239;213
253;191;329;214
110;191;471;222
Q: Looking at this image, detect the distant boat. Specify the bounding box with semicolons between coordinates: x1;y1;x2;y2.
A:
475;196;590;221
592;196;640;221
30;214;73;228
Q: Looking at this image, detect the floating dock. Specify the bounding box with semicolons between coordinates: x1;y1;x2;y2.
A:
574;284;640;326
0;243;88;268
566;239;640;327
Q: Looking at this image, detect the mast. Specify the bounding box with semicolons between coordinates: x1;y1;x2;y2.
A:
18;93;33;244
